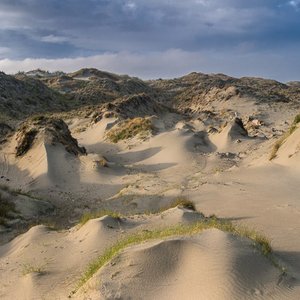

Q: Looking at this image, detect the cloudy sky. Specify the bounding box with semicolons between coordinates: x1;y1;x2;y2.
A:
0;0;299;81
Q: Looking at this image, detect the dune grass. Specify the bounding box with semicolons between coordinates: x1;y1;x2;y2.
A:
75;217;272;292
160;197;196;212
269;113;300;160
22;263;46;276
106;117;152;143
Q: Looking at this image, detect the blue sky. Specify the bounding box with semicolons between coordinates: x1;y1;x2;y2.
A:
0;0;299;81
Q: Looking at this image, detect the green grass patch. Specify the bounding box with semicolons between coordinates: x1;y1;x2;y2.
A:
75;217;272;292
106;117;152;143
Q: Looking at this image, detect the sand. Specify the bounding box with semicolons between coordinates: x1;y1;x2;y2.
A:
1;97;300;299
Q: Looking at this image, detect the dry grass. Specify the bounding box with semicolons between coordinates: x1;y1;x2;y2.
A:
22;263;46;276
269;113;300;160
106;117;152;143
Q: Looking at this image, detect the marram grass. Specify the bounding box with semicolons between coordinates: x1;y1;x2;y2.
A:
270;113;300;160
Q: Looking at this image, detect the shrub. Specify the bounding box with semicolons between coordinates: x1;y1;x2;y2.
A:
0;193;16;226
106;118;152;143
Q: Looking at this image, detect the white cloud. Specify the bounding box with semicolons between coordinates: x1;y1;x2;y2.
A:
124;1;137;11
289;0;300;8
0;49;299;82
40;34;69;43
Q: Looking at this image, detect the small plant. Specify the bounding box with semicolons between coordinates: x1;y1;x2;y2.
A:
22;263;46;276
15;128;38;157
0;184;10;192
106;117;153;143
79;210;122;226
293;114;300;125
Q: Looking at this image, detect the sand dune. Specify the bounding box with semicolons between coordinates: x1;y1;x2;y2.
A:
79;229;299;300
0;207;204;299
1;210;299;300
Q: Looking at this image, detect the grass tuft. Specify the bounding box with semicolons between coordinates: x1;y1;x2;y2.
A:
160;197;196;211
106;117;152;143
269;113;300;160
22;263;46;276
293;113;300;125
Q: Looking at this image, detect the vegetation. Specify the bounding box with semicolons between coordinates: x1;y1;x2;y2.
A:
15;128;38;157
269;113;300;160
76;217;272;291
22;263;46;276
160;197;196;211
293;113;300;125
0;192;16;226
79;210;122;226
106;117;153;143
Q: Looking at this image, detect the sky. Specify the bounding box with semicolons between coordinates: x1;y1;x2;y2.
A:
0;0;299;81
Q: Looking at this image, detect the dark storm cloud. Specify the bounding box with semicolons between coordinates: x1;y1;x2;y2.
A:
0;0;299;80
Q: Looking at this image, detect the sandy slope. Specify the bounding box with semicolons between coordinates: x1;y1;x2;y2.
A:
85;230;298;300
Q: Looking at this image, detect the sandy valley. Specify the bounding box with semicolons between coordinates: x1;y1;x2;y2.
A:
0;69;300;299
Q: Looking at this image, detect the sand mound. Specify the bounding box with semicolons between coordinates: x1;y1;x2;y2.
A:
156;206;204;225
81;229;298;300
3;225;49;256
222;117;248;140
15;117;86;157
210;117;248;151
7;117;90;189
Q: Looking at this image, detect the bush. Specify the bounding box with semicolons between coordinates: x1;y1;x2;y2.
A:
0;193;16;226
106;118;152;143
